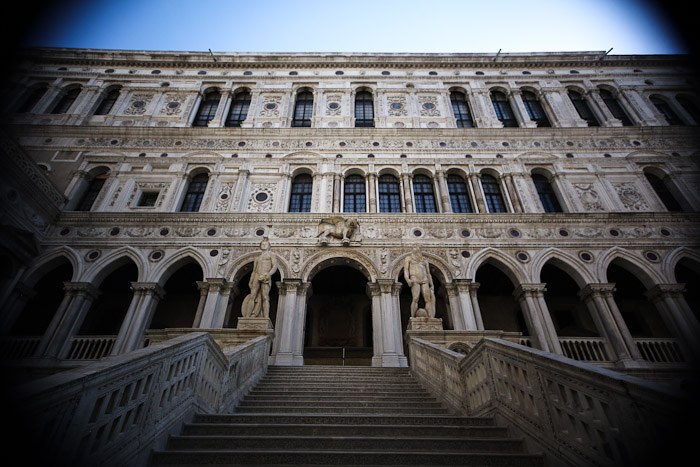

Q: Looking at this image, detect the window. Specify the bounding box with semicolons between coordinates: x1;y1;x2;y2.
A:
677;96;700;124
568;90;599;126
16;84;48;113
451;91;474;128
447;174;473;213
522;91;551;127
481;174;507;213
225;90;251;127
343;174;366;212
50;87;81;114
292;91;313;127
289;173;313;212
192;90;221;127
354;90;374;127
94;87;120;116
75;173;107;211
378;174;401;213
491;91;517;127
180;173;209;212
599;89;633;126
532;174;562;212
650;96;683;125
644;172;682;211
413;174;437;213
137;191;159;207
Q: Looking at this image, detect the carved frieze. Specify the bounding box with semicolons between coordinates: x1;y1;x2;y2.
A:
613;182;649;211
259;96;282;117
159;94;188;115
573;183;604;211
124;94;155;115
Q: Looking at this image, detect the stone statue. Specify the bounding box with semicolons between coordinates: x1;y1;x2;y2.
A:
317;216;361;246
403;247;435;318
241;238;278;318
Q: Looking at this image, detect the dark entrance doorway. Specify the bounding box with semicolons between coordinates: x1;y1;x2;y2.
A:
304;265;372;365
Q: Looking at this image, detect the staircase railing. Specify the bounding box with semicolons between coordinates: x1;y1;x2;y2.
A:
8;332;271;467
407;336;695;467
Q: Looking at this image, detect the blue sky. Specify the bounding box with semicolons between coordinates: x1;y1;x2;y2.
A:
17;0;692;55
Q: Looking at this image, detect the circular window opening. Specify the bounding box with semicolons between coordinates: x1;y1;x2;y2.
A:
609;229;620;237
413;229;423;237
339;142;346;147
151;70;161;74
86;250;100;261
139;152;146;157
220;193;229;200
406;142;413;147
305;142;313;147
60;228;70;236
210;250;219;257
566;153;574;158
579;251;593;262
660;228;671;237
400;154;407;158
516;252;530;262
255;192;269;202
645;251;660;262
328;102;340;110
105;69;115;73
150;250;164;261
110;227;120;236
509;229;521;238
461;229;471;237
367;154;375;158
461;251;470;258
428;71;438;76
243;71;253;75
255;228;265;236
335;70;344;75
559;229;569;237
390;102;403;110
160;228;169;236
381;71;390;75
198;70;207;75
289;71;298;76
207;228;217;236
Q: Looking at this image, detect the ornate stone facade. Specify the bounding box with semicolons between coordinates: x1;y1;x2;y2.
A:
1;48;699;375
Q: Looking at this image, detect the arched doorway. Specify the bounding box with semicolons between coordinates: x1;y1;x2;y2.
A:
541;263;598;337
304;265;372;365
79;262;138;336
150;261;203;329
475;263;528;335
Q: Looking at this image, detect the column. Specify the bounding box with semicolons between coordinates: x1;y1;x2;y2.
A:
578;284;642;365
469;173;487;213
69;84;101;125
503;173;523;213
332;173;341;212
192;281;211;328
367;172;378;213
36;282;100;358
513;284;562;354
444;284;465;330
401;173;413;213
111;282;164;355
509;90;537;128
367;280;408;367
470;88;502;128
587;90;621;127
618;87;659;126
451;279;480;330
468;282;485;330
540;87;588;127
209;90;232;127
269;279;309;365
197;278;236;329
645;284;700;360
436;169;452;213
232;168;249;211
0;283;36;336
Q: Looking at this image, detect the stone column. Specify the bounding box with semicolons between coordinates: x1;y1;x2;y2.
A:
451;279;480;330
69;84;101;125
578;283;642;365
36;282;100;358
0;283;36;336
503;173;523;213
513;284;562;354
367;172;378;213
468;282;485;330
401;173;413;213
470;88;502;128
209;90;232;127
367;280;408;367
435;169;452;213
469;173;487;213
509;90;537;128
198;278;236;329
192;281;211;328
111;282;164;355
587;90;622;127
618;87;658;126
444;284;465;330
541;87;589;127
645;284;700;360
269;279;309;365
333;173;342;212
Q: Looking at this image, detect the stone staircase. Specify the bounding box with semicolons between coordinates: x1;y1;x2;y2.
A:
150;365;544;466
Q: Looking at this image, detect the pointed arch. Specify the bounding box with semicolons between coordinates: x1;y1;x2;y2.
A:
466;248;527;285
150;247;210;285
664;247;700;283
22;246;81;287
597;247;664;288
531;248;595;287
83;247;145;285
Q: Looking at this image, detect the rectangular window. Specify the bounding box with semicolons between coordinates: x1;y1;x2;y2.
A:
137;191;159;207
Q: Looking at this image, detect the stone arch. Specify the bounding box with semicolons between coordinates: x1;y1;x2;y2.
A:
390;250;453;285
514;151;558;161
342;167;368;177
302;250;378;283
531;248;594;287
22;246;81;287
412;167;435;178
290;166;315;178
150;247;209;286
445;167;469;179
447;341;472;355
466;248;527;285
83;246;145;285
282;151;323;159
665;247;700;282
377;167;401;178
597;247;664;288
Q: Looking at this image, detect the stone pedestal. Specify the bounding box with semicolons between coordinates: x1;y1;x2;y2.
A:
407;317;443;331
237;317;273;331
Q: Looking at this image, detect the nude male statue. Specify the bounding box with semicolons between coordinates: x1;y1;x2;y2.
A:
403;247;436;318
243;238;278;318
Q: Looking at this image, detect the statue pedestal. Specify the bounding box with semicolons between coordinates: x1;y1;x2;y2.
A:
407;317;443;331
237;317;273;331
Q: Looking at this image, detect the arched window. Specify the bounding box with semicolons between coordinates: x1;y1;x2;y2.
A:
192;90;221;127
650;96;683;125
16;84;48;113
491;91;517;127
644;171;683;211
225;90;251;127
75;172;107;211
354;90;374;127
677;96;700;124
413;174;437;213
343;174;366;213
568;90;599;126
179;173;209;212
50;86;81;114
532;173;562;212
447;174;472;213
292;90;313;127
289;173;313;212
94;87;120;116
378;174;401;213
450;91;474;128
522;90;551;127
481;174;507;213
599;89;632;126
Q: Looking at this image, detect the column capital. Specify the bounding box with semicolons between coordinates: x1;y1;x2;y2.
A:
277;279;310;295
366;279;400;297
578;283;616;301
451;278;475;293
644;283;686;301
130;282;165;299
513;283;547;300
203;277;230;293
63;281;101;299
